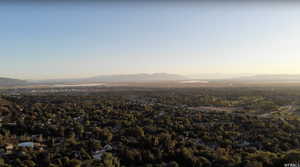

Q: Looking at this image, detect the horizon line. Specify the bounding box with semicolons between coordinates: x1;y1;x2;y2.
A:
3;72;300;81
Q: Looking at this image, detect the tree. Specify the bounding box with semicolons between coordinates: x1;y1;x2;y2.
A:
244;160;263;167
67;159;81;167
167;161;179;167
102;153;120;167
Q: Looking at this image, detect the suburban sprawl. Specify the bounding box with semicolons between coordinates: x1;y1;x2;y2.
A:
1;86;300;167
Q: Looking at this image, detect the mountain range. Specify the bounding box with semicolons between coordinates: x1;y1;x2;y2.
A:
230;74;300;82
2;74;300;87
0;77;28;87
0;73;188;86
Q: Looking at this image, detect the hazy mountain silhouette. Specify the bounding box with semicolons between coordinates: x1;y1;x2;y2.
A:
230;74;300;82
33;73;188;84
86;73;188;82
0;77;28;86
4;74;300;87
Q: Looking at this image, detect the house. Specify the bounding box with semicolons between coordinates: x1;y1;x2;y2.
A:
237;141;250;147
93;151;104;160
103;144;112;151
52;137;64;146
6;122;16;126
71;151;82;159
5;144;14;151
32;134;44;142
73;116;82;122
92;144;113;160
1;144;14;154
18;142;34;148
112;124;122;133
83;131;93;139
190;138;205;146
18;142;46;150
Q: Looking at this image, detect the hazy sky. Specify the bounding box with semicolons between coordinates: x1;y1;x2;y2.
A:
1;2;300;79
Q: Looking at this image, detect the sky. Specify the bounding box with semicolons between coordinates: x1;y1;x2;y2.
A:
1;2;300;80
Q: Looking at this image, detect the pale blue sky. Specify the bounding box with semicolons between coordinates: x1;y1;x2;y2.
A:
1;2;300;79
